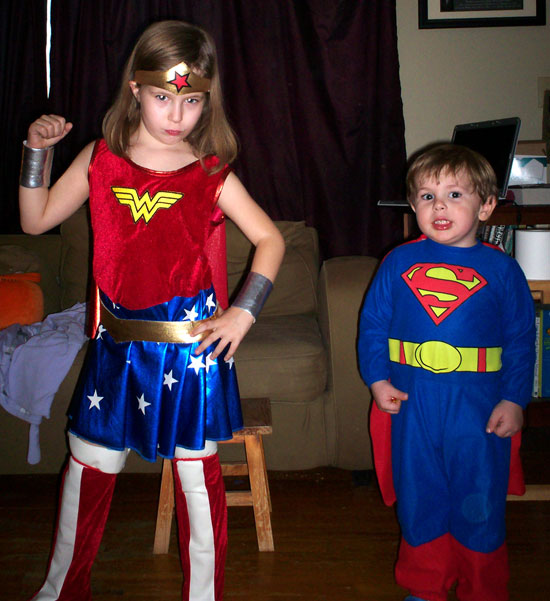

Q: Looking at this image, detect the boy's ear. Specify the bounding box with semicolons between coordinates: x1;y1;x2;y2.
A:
478;195;497;222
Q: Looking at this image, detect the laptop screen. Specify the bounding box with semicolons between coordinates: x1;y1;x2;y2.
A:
452;117;521;200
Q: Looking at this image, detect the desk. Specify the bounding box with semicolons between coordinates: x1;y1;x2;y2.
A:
486;204;550;227
528;280;550;304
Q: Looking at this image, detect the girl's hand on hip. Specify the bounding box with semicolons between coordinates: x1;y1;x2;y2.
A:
191;306;255;360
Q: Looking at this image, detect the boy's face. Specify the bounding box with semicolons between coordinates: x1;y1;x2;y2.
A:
411;168;496;248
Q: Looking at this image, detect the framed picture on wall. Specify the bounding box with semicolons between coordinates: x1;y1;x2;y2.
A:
419;0;546;29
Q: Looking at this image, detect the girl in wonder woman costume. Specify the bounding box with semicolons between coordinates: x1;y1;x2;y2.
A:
19;20;285;601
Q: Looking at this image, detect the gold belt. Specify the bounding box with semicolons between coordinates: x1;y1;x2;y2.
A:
100;300;220;344
388;338;502;374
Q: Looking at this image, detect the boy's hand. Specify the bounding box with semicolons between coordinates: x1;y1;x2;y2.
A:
191;306;255;360
371;380;408;414
486;400;524;438
27;114;73;149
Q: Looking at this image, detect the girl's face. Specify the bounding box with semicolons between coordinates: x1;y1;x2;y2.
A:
129;82;205;146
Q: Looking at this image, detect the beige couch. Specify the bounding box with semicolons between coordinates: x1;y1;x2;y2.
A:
0;206;379;474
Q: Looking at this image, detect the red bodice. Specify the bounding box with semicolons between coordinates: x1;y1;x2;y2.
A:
88;140;230;310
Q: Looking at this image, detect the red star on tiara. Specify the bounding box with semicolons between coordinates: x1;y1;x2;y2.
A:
168;71;192;93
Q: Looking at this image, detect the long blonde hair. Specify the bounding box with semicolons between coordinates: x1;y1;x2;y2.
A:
102;20;238;171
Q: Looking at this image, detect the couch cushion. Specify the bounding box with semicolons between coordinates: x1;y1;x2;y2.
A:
59;204;91;309
234;314;327;402
226;220;319;316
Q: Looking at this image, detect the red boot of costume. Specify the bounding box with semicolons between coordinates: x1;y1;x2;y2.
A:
452;536;509;601
396;534;457;601
172;454;227;601
28;456;117;601
396;533;509;601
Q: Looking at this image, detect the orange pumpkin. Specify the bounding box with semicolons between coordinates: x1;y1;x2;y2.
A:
0;272;44;329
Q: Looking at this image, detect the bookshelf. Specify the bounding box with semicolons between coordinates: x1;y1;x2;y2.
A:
487;206;550;427
509;280;550;503
528;281;550;427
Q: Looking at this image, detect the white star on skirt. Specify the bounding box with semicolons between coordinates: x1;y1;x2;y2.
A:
187;354;206;375
163;370;179;390
87;390;103;410
137;393;151;415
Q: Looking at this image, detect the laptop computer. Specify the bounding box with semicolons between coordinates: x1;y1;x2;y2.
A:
451;117;521;202
378;116;521;207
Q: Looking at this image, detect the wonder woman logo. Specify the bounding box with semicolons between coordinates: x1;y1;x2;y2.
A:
112;187;183;224
402;263;487;325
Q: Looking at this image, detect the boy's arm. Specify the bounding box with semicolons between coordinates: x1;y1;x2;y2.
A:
358;253;394;385
485;259;536;438
358;252;407;413
497;260;536;409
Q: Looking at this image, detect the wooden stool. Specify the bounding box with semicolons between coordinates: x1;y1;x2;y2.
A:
153;397;274;553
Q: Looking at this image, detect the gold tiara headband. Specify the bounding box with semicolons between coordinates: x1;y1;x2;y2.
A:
133;61;211;95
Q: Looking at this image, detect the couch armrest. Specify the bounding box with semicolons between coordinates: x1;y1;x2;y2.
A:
317;255;379;470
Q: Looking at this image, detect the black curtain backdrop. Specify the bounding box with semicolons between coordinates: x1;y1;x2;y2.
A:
0;0;47;233
2;0;407;258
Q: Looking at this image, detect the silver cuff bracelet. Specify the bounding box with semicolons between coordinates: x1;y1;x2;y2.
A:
20;141;54;188
232;271;273;321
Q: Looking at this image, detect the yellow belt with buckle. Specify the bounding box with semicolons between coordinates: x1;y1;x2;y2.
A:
388;338;502;374
100;300;220;344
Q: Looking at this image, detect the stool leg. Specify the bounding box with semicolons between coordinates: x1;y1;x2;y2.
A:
153;458;175;554
244;434;274;552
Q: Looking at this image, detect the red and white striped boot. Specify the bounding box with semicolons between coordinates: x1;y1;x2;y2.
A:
172;443;227;601
28;435;126;601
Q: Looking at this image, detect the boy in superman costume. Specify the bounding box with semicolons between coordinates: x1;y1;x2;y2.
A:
358;144;535;601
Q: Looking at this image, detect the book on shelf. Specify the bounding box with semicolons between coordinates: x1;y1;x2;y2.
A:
533;309;541;398
533;304;550;400
477;224;516;255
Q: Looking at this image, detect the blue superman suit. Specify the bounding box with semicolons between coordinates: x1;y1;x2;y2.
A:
358;236;535;601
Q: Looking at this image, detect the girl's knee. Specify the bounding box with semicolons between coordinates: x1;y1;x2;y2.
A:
174;440;218;459
68;432;129;473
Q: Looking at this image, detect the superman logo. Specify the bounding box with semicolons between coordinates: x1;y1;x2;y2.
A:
402;263;487;325
112;187;183;224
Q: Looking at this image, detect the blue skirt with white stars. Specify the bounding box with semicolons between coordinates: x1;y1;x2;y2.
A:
68;287;243;462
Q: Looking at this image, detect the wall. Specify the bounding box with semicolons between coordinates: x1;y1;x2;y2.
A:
396;0;550;157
